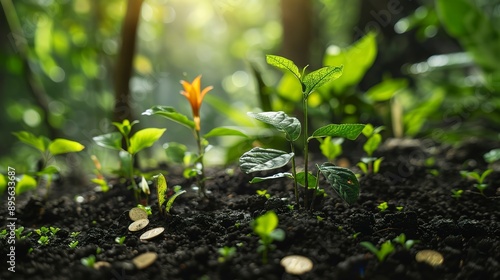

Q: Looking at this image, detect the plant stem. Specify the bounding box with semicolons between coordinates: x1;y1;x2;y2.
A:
303;96;310;208
289;142;299;207
195;129;207;197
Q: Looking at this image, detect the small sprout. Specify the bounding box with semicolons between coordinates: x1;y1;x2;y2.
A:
50;227;60;235
156;174;186;215
28;248;34;254
252;211;285;264
115;236;126;245
360;240;395;262
429;169;440;176
377;202;388;212
69;240;79;249
234;222;241;229
38;236;50;246
396;206;404;211
460;169;492;195
256;189;271;199
15;227;32;240
35;226;49;236
136;204;152;216
393;233;419;250
0;229;7;239
70;231;81;238
287;204;294;211
81;255;96;268
451;189;463;199
217;246;236;263
316;216;324;222
337;226;343;231
96;247;103;254
351;232;361;239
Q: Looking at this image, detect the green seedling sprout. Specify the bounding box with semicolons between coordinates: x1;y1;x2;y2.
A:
239;55;365;209
252;211;285;264
377;202;388;212
93;119;166;204
70;231;81;238
451;189;463;199
484;148;500;167
0;229;7;239
38;236;49;246
12;131;85;197
137;204;152;215
15;227;32;240
156;174;186;215
319;136;344;163
81;255;96;268
143;75;246;197
357;124;384;174
360;240;395;262
396;206;404;211
115;236;126;245
217;246;237;263
69;240;79;249
256;189;271;199
393;233;419;250
460;169;492;195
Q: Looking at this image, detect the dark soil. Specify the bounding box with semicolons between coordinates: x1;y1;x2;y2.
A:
1;138;500;280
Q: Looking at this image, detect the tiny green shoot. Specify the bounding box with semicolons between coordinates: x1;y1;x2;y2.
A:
357;125;384;174
38;236;50;246
69;240;79;249
81;255;96;268
70;231;81;238
392;233;419;250
156;173;186;215
396;206;404;211
451;189;463;199
460;169;492;195
115;236;126;245
377;202;388;212
252;211;285;264
360;240;395;262
0;229;7;239
256;189;271;199
217;246;236;263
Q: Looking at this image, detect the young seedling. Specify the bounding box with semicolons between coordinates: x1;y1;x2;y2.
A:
12;131;85;197
360;240;395;262
15;227;32;240
256;189;271;199
70;231;81;238
239;55;365;209
38;236;50;246
0;229;7;239
93;119;166;203
217;246;237;263
460;169;493;195
357;124;384;174
451;189;463;199
81;255;96;268
115;236;126;245
484;148;500;167
393;233;419;250
156;173;186;216
69;240;79;249
377;202;388;212
319;136;344;163
143;75;246;197
252;211;285;264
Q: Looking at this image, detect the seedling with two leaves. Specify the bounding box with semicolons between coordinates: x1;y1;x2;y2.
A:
360;233;418;262
239;55;365;209
460;169;492;195
155;173;186;216
93;119;166;204
252;211;285;264
357;124;384;175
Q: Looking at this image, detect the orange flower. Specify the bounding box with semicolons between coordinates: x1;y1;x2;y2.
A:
180;75;213;131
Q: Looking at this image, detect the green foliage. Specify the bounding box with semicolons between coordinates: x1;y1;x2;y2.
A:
80;255;96;268
357;124;384;174
0;229;7;239
156;174;168;215
248;111;301;141
256;189;271;199
115;236;126;245
319;137;343;162
309;124;366;141
166;187;186;214
393;233;419;250
318;163;360;204
218;246;237;263
460;169;492;195
69;240;79;249
240;148;294;174
143;106;195;129
252;211;285;264
484;149;500;164
451;189;464;199
38;236;50;246
377;202;389;212
360;240;395;262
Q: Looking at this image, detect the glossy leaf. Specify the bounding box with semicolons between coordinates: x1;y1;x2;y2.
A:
248;111;301;141
295;172;318;189
309;124;365;141
112;119;139;137
249;172;293;183
93;132;123;151
320;137;344;162
204;127;247;138
165;142;188;164
48;139;85;155
142;106;195;129
128;128;166;155
366;78;408;102
239;148;294;173
16;174;37;195
166;189;186;213
303;66;343;95
119;150;133;177
156;174;167;214
318;163;360;204
266;55;301;80
12;131;50;153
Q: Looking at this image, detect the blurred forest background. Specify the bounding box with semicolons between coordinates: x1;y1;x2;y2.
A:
1;0;500;175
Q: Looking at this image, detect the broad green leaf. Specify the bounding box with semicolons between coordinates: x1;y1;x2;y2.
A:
12;131;50;153
204;127;247;138
165;142;188;164
484;149;500;163
36;166;59;175
309;124;365;141
480;169;493;183
364;134;382;157
248;111;301;141
0;174;6;194
119;150;133;177
17;174;37;195
253;211;278;237
142;106;195;129
266;55;301;80
366;78;408;102
128;128;166;155
373;157;384;173
323;32;377;92
93;132;123;151
48;139;85;155
156;174;167;214
166;189;186;213
303;66;343;95
239;148;294;173
295;172;318;189
249;172;293;183
320;137;344;162
318;163;360;204
112;119;139;137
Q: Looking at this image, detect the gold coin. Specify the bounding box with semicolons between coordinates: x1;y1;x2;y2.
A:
93;261;111;269
140;227;165;240
280;255;313;275
129;207;148;221
128;219;149;232
415;250;444;266
132;252;158;269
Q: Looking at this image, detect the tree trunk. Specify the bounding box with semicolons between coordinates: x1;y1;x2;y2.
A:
280;0;312;68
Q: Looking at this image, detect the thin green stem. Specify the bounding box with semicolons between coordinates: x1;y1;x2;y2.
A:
195;129;207;197
289;142;299;207
303;96;310;207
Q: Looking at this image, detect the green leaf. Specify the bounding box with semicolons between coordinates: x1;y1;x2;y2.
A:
303;66;343;95
318;163;360;204
142;106;195;129
366;78;408;102
156;174;167;214
12;131;50;153
48;139;85;155
295;172;318;189
204;127;247;138
320;137;344;162
166;189;186;213
253;211;278;237
309;124;365;141
266;55;301;80
112;119;139;137
119;150;133;177
239;148;294;173
249;172;293;183
36;166;59;175
362;124;374;137
484;149;500;163
93;132;123;151
323;32;377;92
164;142;188;164
373;157;384;174
0;174;6;195
248;111;301;141
17;174;37;195
128;128;166;155
364;134;382;157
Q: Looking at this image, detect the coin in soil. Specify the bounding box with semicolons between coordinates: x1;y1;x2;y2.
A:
415;250;444;266
280;255;313;275
132;252;158;269
129;207;148;221
128;219;149;232
93;261;111;269
140;227;165;240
